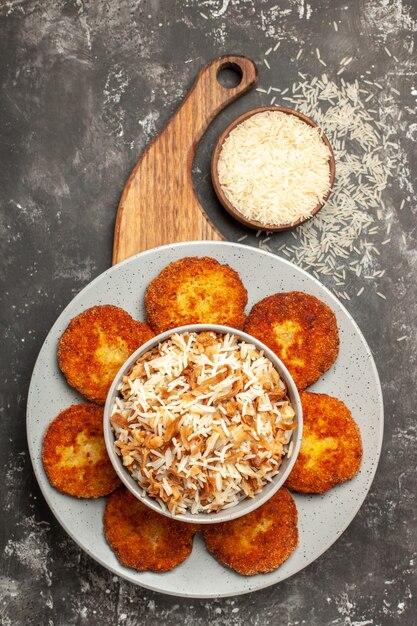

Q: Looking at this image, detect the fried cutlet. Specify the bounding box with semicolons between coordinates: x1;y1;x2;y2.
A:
285;391;363;494
145;257;248;334
244;291;339;390
58;305;154;404
42;403;121;498
202;488;298;576
104;488;199;572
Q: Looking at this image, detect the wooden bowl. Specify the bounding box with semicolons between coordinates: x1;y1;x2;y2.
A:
211;106;336;232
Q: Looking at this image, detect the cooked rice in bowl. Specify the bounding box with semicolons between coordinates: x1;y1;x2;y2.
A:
110;329;297;516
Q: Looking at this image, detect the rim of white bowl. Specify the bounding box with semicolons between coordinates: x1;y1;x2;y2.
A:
103;324;303;524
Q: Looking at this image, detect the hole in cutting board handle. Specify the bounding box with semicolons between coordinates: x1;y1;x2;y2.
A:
216;62;243;88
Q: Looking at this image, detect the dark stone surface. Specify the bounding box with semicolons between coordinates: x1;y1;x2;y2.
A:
1;1;416;624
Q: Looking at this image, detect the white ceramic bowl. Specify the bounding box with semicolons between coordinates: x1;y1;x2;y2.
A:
104;324;303;524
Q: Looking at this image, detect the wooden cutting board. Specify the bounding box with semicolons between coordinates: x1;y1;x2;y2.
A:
112;55;258;265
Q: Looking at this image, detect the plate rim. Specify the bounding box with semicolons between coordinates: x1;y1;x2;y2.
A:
26;240;384;598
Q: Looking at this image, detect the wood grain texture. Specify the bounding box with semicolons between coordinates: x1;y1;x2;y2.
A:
112;55;258;265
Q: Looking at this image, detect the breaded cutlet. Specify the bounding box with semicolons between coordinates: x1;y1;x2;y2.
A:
42;403;121;498
285;391;363;493
145;257;247;334
104;488;199;572
58;305;154;404
244;291;339;390
203;487;298;575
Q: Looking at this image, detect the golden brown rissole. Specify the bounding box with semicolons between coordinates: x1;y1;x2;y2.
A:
145;256;248;333
203;488;298;575
42;403;121;498
104;488;199;572
285;391;363;494
244;291;339;390
58;305;154;404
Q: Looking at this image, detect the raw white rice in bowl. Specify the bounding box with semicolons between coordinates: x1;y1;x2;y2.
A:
104;325;302;523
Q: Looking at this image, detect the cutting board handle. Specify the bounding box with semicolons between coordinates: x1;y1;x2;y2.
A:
170;55;259;146
112;55;258;265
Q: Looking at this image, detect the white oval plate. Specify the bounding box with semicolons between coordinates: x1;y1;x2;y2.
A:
27;241;383;598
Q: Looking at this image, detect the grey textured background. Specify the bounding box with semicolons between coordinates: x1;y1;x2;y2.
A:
1;0;416;624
